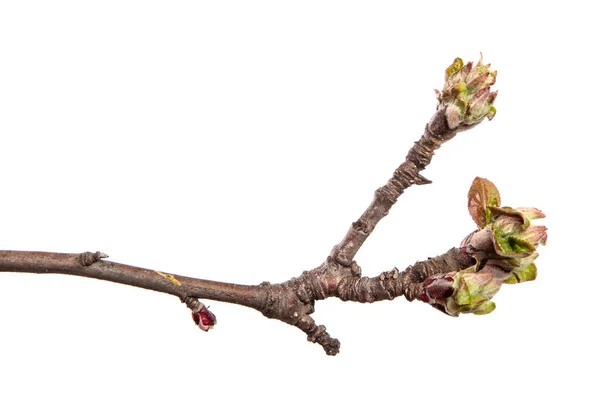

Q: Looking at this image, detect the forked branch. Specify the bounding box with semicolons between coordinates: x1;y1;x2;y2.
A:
0;57;547;355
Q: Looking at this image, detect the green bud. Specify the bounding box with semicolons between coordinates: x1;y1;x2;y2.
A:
462;178;547;289
422;179;546;317
437;56;498;129
490;206;548;257
451;271;502;315
421;269;502;316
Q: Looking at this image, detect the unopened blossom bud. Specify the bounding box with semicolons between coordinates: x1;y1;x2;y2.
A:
448;270;502;315
423;177;547;316
436;56;498;129
463;177;547;286
420;269;501;316
192;303;217;332
489;206;548;257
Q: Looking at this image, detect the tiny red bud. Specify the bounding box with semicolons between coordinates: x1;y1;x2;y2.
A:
192;304;217;332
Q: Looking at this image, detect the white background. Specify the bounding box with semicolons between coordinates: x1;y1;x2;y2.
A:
1;1;597;402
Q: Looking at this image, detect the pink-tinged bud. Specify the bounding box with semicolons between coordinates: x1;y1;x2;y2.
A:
420;273;455;314
488;206;548;257
420;269;502;316
462;178;547;286
451;270;502;315
437;56;497;129
421;179;546;317
191;303;217;332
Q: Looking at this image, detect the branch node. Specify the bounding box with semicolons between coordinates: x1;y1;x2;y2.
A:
351;220;369;235
350;261;361;276
184;296;201;312
77;251;108;267
295;315;341;356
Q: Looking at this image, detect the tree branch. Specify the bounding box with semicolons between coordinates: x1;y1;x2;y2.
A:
0;56;522;355
334;247;474;303
0;251;264;310
331;106;457;266
0;102;478;355
0;244;475;355
0;103;473;355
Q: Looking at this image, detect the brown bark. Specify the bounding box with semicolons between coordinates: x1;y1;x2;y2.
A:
0;105;480;355
330;106;456;266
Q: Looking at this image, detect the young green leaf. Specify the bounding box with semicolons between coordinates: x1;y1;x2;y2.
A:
468;177;501;228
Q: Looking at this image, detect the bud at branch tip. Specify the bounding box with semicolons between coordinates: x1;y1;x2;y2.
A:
436;55;498;130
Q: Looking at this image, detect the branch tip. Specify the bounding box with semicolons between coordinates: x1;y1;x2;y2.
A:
295;315;340;356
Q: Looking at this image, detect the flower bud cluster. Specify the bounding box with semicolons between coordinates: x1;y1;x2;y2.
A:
436;56;498;129
420;177;546;316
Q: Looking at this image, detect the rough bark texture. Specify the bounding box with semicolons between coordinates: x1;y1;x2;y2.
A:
335;247;474;303
0;105;481;355
331;107;455;266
